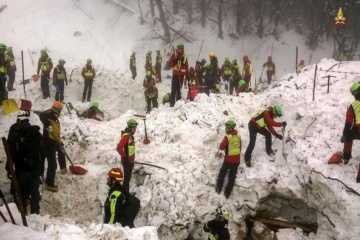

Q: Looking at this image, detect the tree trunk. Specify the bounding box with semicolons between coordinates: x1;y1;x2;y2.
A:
149;0;156;25
200;0;206;28
236;0;242;34
155;0;171;43
186;0;193;24
173;0;179;14
138;0;145;25
218;0;223;39
254;0;265;38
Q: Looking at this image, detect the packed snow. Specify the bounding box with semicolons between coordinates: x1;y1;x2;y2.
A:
1;0;360;240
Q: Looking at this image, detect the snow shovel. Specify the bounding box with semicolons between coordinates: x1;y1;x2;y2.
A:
20;99;32;111
2;98;19;115
328;152;342;164
135;161;166;170
143;118;150;145
51;133;87;175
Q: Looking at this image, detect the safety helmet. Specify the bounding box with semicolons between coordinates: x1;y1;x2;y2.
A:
238;80;245;87
91;101;99;107
268;56;272;61
300;60;304;64
201;59;207;65
350;82;360;96
216;207;229;220
6;46;12;52
58;59;65;64
17;110;30;120
146;71;152;77
209;52;215;57
225;56;229;61
40;49;47;54
52;101;63;109
0;43;7;50
177;43;184;49
163;93;170;102
127;119;138;128
243;55;248;61
232;59;237;64
87;58;92;64
108;168;123;182
189;66;195;73
274;105;283;117
225;120;236;128
147;51;152;55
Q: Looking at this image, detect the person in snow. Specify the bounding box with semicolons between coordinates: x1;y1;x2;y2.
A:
155;50;162;82
232;59;242;96
244;105;287;167
39;101;66;192
104;168;140;228
6;46;16;91
185;67;200;101
52;59;68;102
221;57;234;94
195;58;207;86
341;82;360;182
242;55;253;91
263;56;276;85
216;120;241;199
81;58;96;102
6;110;45;214
117;119;138;192
37;48;53;99
0;43;9;105
168;43;189;107
79;101;104;121
204;51;220;95
143;71;158;113
203;207;230;240
297;60;305;73
130;52;137;80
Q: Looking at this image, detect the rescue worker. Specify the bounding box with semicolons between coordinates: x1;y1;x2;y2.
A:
263;56;275;84
117;119;138;192
169;43;189;107
39;101;66;192
163;93;170;105
203;207;230;240
340;82;360;182
297;60;305;73
155;50;162;82
195;58;207;86
37;49;53;99
216;120;241;199
52;59;68;102
221;57;233;94
185;67;200;101
242;55;253;91
6;46;16;91
6;110;44;214
244;105;287;167
204;52;220;95
130;52;137;80
236;80;247;96
0;43;9;105
81;59;96;102
143;71;158;113
103;168;140;227
79;101;104;121
232;59;242;96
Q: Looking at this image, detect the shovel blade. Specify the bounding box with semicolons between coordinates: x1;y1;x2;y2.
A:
143;138;150;145
328;152;342;164
20;99;32;111
2;99;19;115
32;74;40;82
69;165;88;175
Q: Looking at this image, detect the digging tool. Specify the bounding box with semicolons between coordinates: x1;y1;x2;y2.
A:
2;99;19;115
143;118;150;145
2;137;26;226
18;51;32;111
0;209;7;222
134;161;166;170
259;66;265;83
50;133;87;175
20;99;32;111
69;69;74;83
134;114;146;118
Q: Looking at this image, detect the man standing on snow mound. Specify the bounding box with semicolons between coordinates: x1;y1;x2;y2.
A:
53;59;68;102
104;168;140;228
169;43;189;107
340;82;360;182
37;48;53;99
39;101;66;192
117;119;138;192
216;120;241;199
244;105;287;167
263;56;276;85
81;58;96;102
130;52;137;80
242;55;253;91
203;207;230;240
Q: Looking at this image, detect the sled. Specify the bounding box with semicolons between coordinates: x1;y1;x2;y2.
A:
328;152;342;164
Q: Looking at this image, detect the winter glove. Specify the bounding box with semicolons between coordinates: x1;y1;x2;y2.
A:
282;121;287;128
47;126;53;133
275;134;283;140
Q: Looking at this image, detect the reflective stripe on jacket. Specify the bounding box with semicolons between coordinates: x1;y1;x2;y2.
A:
352;100;360;125
122;133;135;157
109;190;122;224
226;134;241;156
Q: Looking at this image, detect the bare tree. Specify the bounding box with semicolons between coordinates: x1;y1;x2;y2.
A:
253;0;267;38
185;0;193;24
149;0;156;25
218;0;223;39
173;0;179;14
138;0;145;24
199;0;206;28
235;0;244;34
156;0;171;43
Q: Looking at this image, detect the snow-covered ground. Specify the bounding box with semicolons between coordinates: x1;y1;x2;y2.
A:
1;0;360;240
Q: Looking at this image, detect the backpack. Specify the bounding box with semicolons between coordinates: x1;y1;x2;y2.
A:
10;125;44;175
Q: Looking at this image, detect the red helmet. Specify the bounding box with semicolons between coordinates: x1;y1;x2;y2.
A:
243;55;248;61
108;168;123;182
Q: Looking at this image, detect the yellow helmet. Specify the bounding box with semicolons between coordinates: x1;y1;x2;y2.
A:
209;52;215;57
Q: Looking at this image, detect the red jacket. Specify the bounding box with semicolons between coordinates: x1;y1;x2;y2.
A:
117;132;135;163
343;103;360;136
219;130;241;163
169;51;189;76
251;107;283;136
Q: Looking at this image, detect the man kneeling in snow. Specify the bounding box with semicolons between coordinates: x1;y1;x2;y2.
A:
79;101;104;121
104;168;140;228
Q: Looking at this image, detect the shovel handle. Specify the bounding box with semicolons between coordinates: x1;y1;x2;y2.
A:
1;197;16;224
50;132;75;167
0;209;7;222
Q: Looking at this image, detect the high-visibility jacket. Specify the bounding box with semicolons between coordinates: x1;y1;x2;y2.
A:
81;65;96;79
155;54;162;66
226;134;241;156
352;100;360;125
130;55;136;69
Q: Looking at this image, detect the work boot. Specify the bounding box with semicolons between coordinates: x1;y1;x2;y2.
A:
60;168;67;175
343;152;351;165
267;150;275;156
216;188;221;194
45;185;59;192
245;159;251;167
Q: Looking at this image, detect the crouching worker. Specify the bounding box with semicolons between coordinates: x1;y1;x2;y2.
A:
79;101;104;121
203;207;230;240
104;168;140;228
